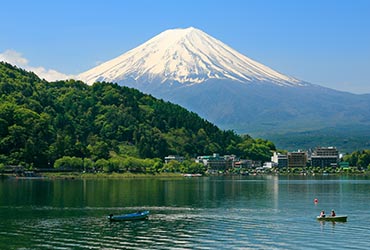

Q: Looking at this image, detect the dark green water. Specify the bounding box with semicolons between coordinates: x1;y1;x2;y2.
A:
1;175;370;249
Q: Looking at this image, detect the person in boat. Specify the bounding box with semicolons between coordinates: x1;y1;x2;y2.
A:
320;210;326;217
109;214;114;219
331;210;336;217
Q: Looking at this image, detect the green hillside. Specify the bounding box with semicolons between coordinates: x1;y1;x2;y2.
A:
0;62;275;170
264;125;370;154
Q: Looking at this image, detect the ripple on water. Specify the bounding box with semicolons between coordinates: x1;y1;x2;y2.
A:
3;177;370;250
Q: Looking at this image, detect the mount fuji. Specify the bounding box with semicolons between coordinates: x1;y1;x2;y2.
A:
79;27;303;88
78;27;370;144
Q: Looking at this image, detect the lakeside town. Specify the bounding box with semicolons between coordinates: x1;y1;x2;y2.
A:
165;146;358;176
2;145;368;178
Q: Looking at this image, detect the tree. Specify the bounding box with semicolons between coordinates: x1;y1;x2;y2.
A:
83;158;94;172
343;150;370;168
95;159;109;172
236;136;274;162
0;62;275;169
87;141;110;161
180;160;205;174
54;156;83;171
162;160;181;173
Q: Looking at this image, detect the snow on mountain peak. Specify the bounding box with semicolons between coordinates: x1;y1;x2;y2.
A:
78;27;303;87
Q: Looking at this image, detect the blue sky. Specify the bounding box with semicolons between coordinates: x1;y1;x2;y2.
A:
1;0;369;93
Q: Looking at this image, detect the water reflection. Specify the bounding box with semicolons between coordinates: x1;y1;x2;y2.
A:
1;176;370;249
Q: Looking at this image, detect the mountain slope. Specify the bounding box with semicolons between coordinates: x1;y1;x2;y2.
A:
78;27;370;143
162;80;370;133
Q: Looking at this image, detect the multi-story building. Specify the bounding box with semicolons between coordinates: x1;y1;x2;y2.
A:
196;153;227;170
196;153;237;171
234;159;261;169
271;152;288;168
288;151;307;168
311;147;339;168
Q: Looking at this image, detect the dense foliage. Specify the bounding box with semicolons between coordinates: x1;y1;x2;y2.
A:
343;150;370;169
0;62;275;170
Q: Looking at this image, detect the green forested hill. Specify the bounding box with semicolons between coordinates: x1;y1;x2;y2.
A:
0;62;275;170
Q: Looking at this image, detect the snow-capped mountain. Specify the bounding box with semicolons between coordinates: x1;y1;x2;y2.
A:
78;27;370;138
78;27;303;87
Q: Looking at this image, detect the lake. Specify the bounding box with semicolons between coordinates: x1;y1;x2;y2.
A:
1;175;370;249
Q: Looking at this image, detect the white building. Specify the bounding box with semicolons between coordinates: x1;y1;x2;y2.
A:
164;155;185;164
271;152;288;168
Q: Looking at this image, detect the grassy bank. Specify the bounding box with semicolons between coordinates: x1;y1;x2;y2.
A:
41;172;184;179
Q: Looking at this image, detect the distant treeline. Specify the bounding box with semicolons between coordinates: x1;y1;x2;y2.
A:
0;62;275;171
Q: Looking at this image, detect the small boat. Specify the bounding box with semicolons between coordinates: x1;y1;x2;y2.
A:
316;215;347;222
108;211;150;221
182;173;202;177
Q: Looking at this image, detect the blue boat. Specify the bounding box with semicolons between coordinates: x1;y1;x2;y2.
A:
108;211;150;221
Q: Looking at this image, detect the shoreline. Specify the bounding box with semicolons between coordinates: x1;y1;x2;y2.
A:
1;172;185;179
2;170;370;180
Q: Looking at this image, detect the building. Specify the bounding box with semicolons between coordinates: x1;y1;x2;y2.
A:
164;155;185;164
271;152;288;168
196;153;226;170
311;147;339;168
224;155;238;169
288;151;307;168
263;162;277;169
196;153;236;171
234;159;261;169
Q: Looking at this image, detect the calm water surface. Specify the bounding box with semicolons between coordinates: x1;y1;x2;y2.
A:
1;175;370;249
